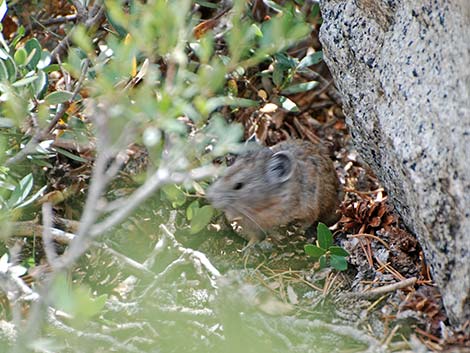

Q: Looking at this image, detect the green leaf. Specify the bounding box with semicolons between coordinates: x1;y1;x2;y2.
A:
274;53;298;70
72;25;93;54
54;147;88;163
37;50;52;70
304;244;326;259
205;96;259;113
297;51;323;69
281;81;319;95
161;184;186;207
50;274;74;314
33;70;48;98
15;185;47;209
8;173;33;208
43;64;60;73
0;59;8;80
329;246;349;257
317;222;333;249
272;64;284;87
50;274;107;326
190;205;214;234
278;96;299;112
3;55;17;81
250;23;263;38
25;257;35;268
206;115;244;156
24;38;42;70
330;254;348;271
12;74;38;87
13;47;27;66
319;255;327;269
74;286;107;320
104;2;129;37
186;200;200;221
45;91;73;105
193;34;214;64
11;25;25;48
30;158;53;168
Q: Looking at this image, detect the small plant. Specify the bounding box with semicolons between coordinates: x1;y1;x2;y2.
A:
161;182;215;234
304;223;349;271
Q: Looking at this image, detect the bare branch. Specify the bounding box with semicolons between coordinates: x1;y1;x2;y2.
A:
10;221;154;279
41;203;59;267
11;221;75;245
46;309;141;353
89;165;218;238
344;277;418;300
160;224;221;279
51;2;106;62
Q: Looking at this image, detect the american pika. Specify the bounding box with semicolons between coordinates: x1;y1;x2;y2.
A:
206;139;342;246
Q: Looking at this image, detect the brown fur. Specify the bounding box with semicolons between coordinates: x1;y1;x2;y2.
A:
206;140;343;245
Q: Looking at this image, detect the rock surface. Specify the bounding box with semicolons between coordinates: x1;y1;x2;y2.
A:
319;0;470;324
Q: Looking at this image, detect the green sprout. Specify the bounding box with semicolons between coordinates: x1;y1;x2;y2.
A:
304;223;349;271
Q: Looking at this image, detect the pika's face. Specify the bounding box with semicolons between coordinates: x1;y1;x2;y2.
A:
206;148;296;221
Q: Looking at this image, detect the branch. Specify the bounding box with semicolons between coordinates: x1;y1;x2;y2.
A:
41;202;59;267
46;309;141;353
283;316;384;352
345;277;417;300
9;221;154;279
11;221;75;245
51;2;106;62
5;60;90;166
160;224;221;280
89;165;218;238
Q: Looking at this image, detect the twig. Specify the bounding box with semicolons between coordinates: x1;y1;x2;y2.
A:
41;14;78;26
26;16;75;39
347;232;390;249
46;308;141;353
11;221;75;245
375;256;406;281
5;60;90;166
89;165;217;239
98;244;155;279
346;277;417;300
281;316;384;352
71;0;87;22
357;235;374;267
344;187;385;195
382;324;401;346
9;221;154;279
51;2;106;62
41;202;59;267
0;272;40;303
143;231;169;269
160;224;221;279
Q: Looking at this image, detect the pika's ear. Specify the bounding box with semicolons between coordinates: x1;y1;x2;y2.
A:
266;151;295;183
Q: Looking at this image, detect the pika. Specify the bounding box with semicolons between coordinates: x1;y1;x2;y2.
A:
206;139;342;247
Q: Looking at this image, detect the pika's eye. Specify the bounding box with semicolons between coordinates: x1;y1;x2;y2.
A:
233;182;244;190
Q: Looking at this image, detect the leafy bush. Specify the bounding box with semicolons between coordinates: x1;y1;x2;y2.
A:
0;1;321;350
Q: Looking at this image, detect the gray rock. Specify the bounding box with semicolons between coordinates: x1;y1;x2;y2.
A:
319;0;470;325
